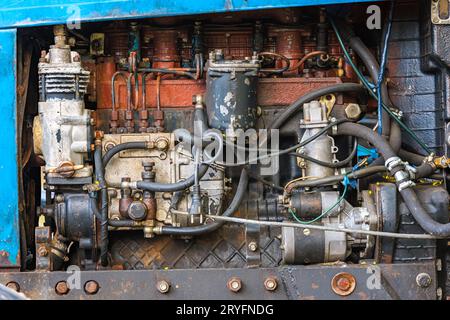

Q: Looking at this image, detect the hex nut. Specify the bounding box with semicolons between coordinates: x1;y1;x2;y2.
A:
344;103;362;120
263;277;278;291
227;277;242;293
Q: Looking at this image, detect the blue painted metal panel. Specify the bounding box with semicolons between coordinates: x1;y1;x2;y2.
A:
0;0;379;29
0;29;20;268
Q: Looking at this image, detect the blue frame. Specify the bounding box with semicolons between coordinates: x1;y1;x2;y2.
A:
0;28;19;268
0;0;378;268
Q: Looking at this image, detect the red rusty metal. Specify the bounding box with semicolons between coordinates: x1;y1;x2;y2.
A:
272;28;304;75
152;29;181;69
97;75;341;109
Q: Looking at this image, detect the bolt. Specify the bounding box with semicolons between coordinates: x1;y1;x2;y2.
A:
336;277;351;291
303;228;311;236
227;277;242;293
5;282;20;292
157;280;170;293
416;273;432;288
55;281;69;295
248;242;258;252
37;245;48;257
263;277;278;291
344;103;362;120
331;272;356;296
84;280;99;295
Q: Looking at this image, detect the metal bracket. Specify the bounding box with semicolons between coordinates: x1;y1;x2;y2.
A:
431;0;450;24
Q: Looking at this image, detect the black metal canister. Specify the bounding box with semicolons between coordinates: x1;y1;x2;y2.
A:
205;50;260;136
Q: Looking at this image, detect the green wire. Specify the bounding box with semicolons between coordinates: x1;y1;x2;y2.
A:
329;17;432;155
288;179;349;224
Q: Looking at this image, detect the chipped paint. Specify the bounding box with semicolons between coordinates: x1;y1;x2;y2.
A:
0;1;379;30
0;28;20;268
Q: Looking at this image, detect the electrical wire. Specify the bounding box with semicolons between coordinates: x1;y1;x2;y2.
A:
205;215;443;239
329;16;431;154
289;176;349;224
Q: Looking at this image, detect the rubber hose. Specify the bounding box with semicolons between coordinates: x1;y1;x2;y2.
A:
94;144;109;266
102;141;147;167
337;122;450;237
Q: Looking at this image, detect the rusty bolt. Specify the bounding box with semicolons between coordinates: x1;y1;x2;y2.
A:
156;280;170;294
416;273;432;288
227;277;242;293
55;281;70;295
5;281;20;292
344;103;362;120
84;280;99;295
263;277;278;291
37;245;48;257
248;242;258;252
331;272;356;296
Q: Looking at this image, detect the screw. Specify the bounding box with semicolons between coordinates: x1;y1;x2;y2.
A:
157;280;170;293
55;281;69;295
227;277;242;293
84;280;99;295
264;277;278;291
416;273;432;288
6;282;20;292
248;242;258;252
336;277;351;291
303;228;311;236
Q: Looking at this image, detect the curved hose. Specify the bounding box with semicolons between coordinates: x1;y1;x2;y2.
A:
102;141;148;167
94;144;109;266
337;122;450;237
157;168;249;236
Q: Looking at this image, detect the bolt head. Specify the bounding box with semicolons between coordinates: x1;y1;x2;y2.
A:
55;281;69;295
157;280;170;293
6;282;20;292
248;242;258;252
344;103;362;120
37;245;48;257
227;277;242;292
416;273;432;288
264;277;278;291
84;280;99;295
331;273;356;296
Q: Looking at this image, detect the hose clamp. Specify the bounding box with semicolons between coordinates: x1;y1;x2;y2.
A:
394;170;409;183
385;156;403;172
398;180;416;192
405;163;417;180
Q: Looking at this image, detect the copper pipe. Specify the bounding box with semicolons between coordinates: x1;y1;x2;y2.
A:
292;50;327;72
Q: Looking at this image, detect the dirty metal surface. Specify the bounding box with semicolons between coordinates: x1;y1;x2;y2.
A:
0;28;20;269
0;262;437;300
0;1;379;29
109;225;282;269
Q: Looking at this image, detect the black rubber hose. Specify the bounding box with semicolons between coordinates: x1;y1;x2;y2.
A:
400;188;450;237
94;144;109;266
269;83;366;130
398;149;427;166
336;122;450;237
344;29;392;138
136;164;209;192
370;120;402;166
137;68;197;79
102;141;147;167
158;168;249;236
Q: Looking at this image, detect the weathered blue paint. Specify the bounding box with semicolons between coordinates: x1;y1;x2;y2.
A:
0;0;379;29
0;29;20;268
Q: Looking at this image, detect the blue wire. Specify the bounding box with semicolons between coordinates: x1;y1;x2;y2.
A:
377;1;395;135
